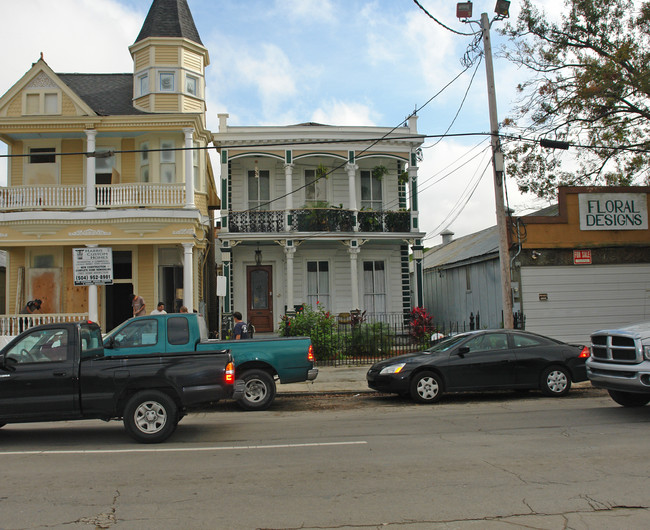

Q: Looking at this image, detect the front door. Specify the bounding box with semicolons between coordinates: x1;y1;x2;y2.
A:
247;266;273;333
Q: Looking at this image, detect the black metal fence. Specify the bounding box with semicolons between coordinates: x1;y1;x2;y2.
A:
281;311;480;367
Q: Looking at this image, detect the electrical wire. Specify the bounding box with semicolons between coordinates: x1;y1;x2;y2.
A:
412;0;477;37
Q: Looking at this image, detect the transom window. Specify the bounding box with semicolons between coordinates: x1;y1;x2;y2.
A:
361;170;383;210
307;261;330;310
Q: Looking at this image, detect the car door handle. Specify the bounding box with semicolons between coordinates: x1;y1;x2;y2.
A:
53;371;68;377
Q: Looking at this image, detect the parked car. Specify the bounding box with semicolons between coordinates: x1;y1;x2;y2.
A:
367;329;590;403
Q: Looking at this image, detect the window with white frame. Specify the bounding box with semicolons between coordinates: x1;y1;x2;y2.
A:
159;72;175;92
307;261;330;310
193;142;200;190
363;260;386;314
361;170;383;210
160;140;176;183
248;170;270;210
140;142;150;183
24;92;60;115
304;169;327;205
139;74;149;96
185;75;198;96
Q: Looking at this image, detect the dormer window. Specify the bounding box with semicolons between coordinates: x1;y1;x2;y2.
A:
159;72;175;92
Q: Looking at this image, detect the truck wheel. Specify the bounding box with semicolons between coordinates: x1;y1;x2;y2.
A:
123;390;178;443
540;366;571;397
608;390;650;407
237;369;276;411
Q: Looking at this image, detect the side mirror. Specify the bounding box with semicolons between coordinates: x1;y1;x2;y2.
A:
457;346;470;356
103;337;115;349
1;356;17;372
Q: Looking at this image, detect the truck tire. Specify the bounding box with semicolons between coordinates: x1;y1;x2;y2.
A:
608;390;650;407
123;390;178;443
237;369;276;411
540;366;571;397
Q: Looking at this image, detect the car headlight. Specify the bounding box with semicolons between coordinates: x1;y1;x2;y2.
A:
380;363;406;375
644;346;650;361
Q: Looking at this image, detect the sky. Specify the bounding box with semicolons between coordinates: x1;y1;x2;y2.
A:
0;0;556;244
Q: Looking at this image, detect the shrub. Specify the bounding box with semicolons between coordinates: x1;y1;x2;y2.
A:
409;307;434;345
278;304;339;361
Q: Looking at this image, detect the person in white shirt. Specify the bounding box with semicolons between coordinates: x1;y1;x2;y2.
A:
150;302;167;315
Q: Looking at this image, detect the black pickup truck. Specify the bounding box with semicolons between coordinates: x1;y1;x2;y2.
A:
0;320;240;443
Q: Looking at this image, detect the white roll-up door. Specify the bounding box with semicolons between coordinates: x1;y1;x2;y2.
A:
521;264;650;344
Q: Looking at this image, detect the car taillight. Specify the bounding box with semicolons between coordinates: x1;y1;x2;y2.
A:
225;361;235;384
307;345;314;362
579;346;590;358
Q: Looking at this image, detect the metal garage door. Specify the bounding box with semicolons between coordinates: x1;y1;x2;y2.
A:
521;264;650;344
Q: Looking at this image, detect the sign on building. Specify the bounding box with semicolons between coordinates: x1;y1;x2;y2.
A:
573;249;592;265
579;193;648;230
73;247;113;286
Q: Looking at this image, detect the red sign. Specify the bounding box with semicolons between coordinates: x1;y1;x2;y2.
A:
573;250;592;265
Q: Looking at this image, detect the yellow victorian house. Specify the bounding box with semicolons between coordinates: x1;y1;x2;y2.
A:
0;0;219;333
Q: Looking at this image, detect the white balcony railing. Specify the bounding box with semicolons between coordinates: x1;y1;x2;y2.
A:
0;184;186;211
0;313;90;337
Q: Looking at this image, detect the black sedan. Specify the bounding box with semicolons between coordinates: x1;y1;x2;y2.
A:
367;329;590;403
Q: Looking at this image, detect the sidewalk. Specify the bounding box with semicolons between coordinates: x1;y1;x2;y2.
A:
278;364;373;394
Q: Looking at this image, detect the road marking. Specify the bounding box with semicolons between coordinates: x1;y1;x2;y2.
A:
0;440;368;456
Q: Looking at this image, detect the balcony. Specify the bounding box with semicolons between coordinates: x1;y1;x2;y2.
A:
0;184;186;211
226;208;411;233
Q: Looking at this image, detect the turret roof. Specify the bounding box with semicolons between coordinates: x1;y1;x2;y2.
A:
135;0;203;45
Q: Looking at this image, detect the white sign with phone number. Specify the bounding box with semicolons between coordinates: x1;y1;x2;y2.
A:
73;247;113;286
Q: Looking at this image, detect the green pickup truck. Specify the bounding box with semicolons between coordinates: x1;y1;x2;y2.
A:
103;313;317;410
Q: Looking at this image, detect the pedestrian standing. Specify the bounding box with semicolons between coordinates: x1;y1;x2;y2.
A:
131;293;146;317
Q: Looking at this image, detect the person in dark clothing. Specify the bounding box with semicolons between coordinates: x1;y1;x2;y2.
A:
20;299;42;314
233;311;248;339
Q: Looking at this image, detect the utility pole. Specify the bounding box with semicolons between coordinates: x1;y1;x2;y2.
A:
480;11;514;328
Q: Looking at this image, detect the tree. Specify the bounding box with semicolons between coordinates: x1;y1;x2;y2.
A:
501;0;650;199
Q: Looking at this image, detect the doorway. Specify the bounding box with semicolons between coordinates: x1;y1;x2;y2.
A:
247;265;273;333
104;250;133;331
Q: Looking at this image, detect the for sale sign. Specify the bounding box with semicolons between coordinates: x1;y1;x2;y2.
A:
73;247;113;286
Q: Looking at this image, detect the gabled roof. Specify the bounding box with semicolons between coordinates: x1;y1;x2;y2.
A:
423;225;499;270
135;0;203;45
58;74;146;116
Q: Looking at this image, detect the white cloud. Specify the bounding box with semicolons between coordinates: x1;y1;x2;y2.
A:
311;101;378;126
274;0;335;23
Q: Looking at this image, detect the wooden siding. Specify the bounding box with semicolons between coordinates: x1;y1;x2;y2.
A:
10;142;23;186
134;49;149;71
7;249;25;313
61;92;77;115
154;94;179;112
182;49;203;72
137;246;155;314
182;97;203;113
61;140;83;185
121;138;136;183
155;46;179;65
135;95;151;110
6;93;22;117
521;264;650;344
422;258;502;329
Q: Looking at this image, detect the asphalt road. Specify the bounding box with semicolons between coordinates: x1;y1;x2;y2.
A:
1;389;649;529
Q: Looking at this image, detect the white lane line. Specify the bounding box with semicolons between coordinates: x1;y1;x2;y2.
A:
0;440;368;456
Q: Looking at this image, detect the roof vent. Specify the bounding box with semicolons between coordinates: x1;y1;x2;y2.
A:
441;230;454;245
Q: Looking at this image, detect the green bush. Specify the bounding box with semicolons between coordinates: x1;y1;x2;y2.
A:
278;304;340;361
344;322;394;357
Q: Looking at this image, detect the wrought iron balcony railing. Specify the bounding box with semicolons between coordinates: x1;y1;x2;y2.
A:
226;208;411;233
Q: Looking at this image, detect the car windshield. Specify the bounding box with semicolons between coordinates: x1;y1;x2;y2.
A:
424;333;472;353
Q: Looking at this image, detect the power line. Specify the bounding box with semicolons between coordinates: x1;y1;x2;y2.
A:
412;0;477;37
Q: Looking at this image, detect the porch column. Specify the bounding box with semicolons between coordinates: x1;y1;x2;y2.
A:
184;128;196;209
84;129;97;211
86;244;99;323
346;162;359;231
284;162;294;231
220;149;229;232
182;242;194;312
408;152;419;232
284;241;296;310
348;240;360;310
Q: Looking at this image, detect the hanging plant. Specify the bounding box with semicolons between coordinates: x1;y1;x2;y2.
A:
372;165;389;180
398;171;409;185
316;163;329;179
